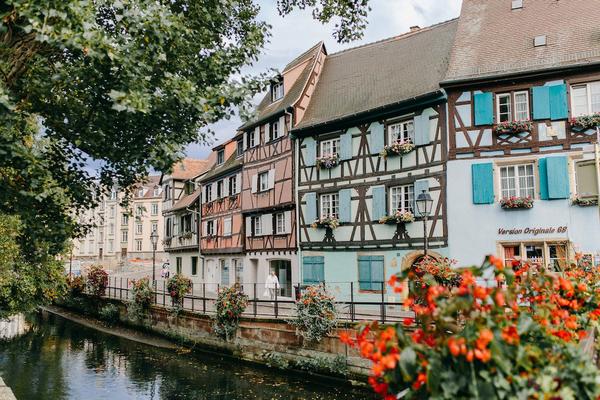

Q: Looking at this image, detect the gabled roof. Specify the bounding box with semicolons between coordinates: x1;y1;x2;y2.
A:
293;20;458;132
169;158;210;180
444;0;600;83
199;152;242;183
170;189;201;212
238;42;325;130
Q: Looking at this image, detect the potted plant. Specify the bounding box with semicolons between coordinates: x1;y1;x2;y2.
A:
569;113;600;131
316;153;340;169
379;139;415;158
311;216;340;230
572;195;598;207
379;210;415;224
500;196;534;209
166;274;192;308
212;285;249;341
494;120;533;134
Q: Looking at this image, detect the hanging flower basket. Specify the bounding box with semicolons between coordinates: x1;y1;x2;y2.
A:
379;210;415;224
500;196;534;209
494;120;533;134
572;196;598;207
311;216;339;230
569;114;600;132
316;153;339;169
379;140;415;158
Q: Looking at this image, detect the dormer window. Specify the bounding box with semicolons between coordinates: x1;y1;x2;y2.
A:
153;186;160;197
271;80;284;102
236;139;244;157
137;188;145;197
217;149;225;165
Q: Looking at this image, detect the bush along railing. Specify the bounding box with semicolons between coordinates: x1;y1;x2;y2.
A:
87;265;109;297
569;113;600;131
287;285;338;345
127;278;153;322
572;195;598;207
494;120;533;134
378;210;415;225
379;139;415;158
67;275;86;296
500;196;533;209
311;216;339;230
167;274;192;313
341;256;600;399
316;153;340;169
213;285;248;341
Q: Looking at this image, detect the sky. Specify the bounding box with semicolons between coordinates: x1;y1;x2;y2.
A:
185;0;463;159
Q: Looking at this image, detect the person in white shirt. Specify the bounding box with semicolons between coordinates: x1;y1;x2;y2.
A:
264;271;280;300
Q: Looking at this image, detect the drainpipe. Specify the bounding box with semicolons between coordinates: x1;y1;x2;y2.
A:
287;107;302;289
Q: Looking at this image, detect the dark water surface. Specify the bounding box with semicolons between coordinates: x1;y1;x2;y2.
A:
0;312;372;399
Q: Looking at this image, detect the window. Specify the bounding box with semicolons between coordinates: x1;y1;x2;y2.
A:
228;175;237;196
217;180;224;198
271;121;280;140
136;205;144;216
121;230;128;243
151;203;159;216
234;259;243;284
110;206;116;218
206;220;215;236
138;188;145;197
220;259;230;285
135;240;142;251
110;189;117;200
223;217;232;236
217;149;225;165
251;215;262;236
388;120;414;143
303;256;324;284
176;257;182;274
109;223;115;236
184;181;195;195
166;217;172;237
358;256;385;291
164;184;171;200
320;193;339;218
191;256;198;276
575;160;599;197
237;139;244;157
153;186;160;197
496;91;530;122
205;184;212;202
247;130;256;148
275;213;285;234
500;164;535;198
320;138;340;156
502;242;568;272
136;222;143;235
121;213;129;225
108;240;113;253
258;171;269;192
571;81;600;117
390;184;414;213
151;221;158;234
271;80;284;101
180;214;192;233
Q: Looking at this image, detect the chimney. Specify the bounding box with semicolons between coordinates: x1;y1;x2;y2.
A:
409;25;420;32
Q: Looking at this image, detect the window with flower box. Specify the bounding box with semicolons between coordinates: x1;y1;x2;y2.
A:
570;81;600;117
500;164;535;198
502;242;568;272
320;193;339;218
496;91;529;122
320;138;340;157
388;120;414;143
390;184;414;213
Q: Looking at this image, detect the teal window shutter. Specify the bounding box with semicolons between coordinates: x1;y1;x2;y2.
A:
549;84;568;120
532;86;550;120
339;131;352;160
369;123;385;154
304;192;317;223
371;256;384;292
304;137;316;166
546;156;570;199
474;92;494;126
371;186;386;220
302;256;324;284
472;163;494;204
338;189;352;223
538;158;549;200
358;256;384;291
358;256;372;290
413;179;430;213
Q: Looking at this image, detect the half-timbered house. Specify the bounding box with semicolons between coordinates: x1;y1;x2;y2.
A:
291;21;457;300
443;0;600;267
238;42;326;297
199;138;244;291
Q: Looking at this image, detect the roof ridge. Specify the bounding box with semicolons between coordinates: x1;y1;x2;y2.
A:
282;41;324;72
328;17;458;58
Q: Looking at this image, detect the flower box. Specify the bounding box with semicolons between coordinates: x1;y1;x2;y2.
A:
572;196;598;207
311;216;339;230
316;153;339;169
500;196;534;209
379;210;415;224
494;120;533;135
569;114;600;132
379;140;415;158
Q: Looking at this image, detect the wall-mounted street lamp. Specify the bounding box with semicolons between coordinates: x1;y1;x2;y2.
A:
416;190;433;257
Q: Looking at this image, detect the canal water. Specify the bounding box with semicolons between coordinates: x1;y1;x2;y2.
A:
0;312;373;399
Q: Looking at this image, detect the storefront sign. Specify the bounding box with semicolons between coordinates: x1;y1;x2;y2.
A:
497;226;568;236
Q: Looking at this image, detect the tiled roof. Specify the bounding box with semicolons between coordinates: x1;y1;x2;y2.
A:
170;158;210;180
199;152;242;183
238;42;324;130
170;189;201;212
444;0;600;83
293;20;458;131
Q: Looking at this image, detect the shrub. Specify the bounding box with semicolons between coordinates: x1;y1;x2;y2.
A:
288;285;337;344
67;275;86;296
409;256;461;304
127;278;153;322
293;355;348;376
341;256;600;399
98;303;120;325
166;274;192;308
86;265;109;297
212;285;248;340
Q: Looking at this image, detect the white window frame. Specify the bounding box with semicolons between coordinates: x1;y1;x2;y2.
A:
248;130;256;148
252;215;262;236
570;81;600;117
389;184;414;213
135;222;143;235
272;81;284;101
228;175;237;196
258;171;269;192
135;240;142;252
206;220;215;236
513;91;530;121
136;205;144;216
121;230;128;243
151;203;159;216
217;149;225;165
496;93;513;123
388;120;414;143
205;185;212;202
151;222;158;234
501;241;569;272
217;180;224;198
223;217;232;237
320;193;339;218
236;139;244;157
153;187;160;197
320;138;340;157
499;163;536;199
137;188;145;197
275;212;285;235
271;121;280;140
496;91;530;122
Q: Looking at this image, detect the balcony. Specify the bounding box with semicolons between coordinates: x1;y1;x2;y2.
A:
163;232;198;251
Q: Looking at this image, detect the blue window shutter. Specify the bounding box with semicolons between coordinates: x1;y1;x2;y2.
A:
358;256;372;290
369;123;385;154
413;179;430;213
471;163;494;204
546;156;570;199
538;158;549;200
303;256;324;284
474;92;494;126
532;86;550;120
338;189;352;223
304;192;317;223
339;131;352;160
549;84;568;121
304;137;316;166
413;115;426;146
371;186;386;220
371;256;384;291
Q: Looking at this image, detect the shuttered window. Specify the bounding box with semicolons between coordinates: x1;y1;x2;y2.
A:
474;92;494;126
390;184;414;213
570;81;600;117
500;164;535;199
302;256;325;284
358;256;385;291
389;120;414;143
576;161;599;197
320;193;339;218
472;163;495;204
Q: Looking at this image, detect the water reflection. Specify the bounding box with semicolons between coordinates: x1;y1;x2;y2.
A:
0;312;373;399
0;314;32;340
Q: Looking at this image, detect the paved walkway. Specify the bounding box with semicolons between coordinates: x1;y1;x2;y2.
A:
0;377;16;400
